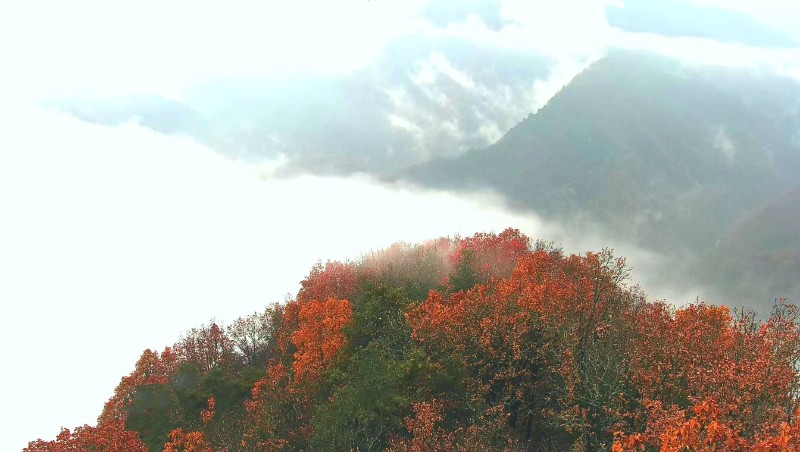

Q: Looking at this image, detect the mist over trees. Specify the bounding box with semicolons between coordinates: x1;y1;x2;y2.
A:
25;230;800;451
25;50;800;447
9;0;800;450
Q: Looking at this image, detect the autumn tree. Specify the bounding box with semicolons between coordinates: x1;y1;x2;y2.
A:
291;297;353;381
175;321;238;374
297;261;357;303
408;248;642;449
617;298;800;449
387;399;519;452
448;228;530;292
24;421;147;452
244;363;297;450
243;297;353;449
162;428;211;452
310;287;424;450
98;347;180;426
226;307;277;367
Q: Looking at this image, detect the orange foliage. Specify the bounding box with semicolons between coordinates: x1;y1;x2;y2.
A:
98;347;180;425
388;400;518;452
408;249;632;419
390;399;453;452
24;420;147;452
243;298;352;448
614;403;800;451
657;399;747;451
754;408;800;450
615;299;800;450
200;396;215;424
163;429;211;452
449;228;530;284
297;261;357;303
273;300;301;359
243;363;295;449
291;297;353;380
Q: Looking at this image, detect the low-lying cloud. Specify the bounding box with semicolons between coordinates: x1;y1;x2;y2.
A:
4;2;798;449
0;104;700;450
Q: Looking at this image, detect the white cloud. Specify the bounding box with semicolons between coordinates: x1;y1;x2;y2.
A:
0;0;426;100
712;127;737;164
0;103;532;449
0;101;698;449
607;28;800;75
691;0;800;31
387;51;545;159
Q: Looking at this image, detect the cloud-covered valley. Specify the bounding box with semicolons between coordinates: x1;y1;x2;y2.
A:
0;101;707;450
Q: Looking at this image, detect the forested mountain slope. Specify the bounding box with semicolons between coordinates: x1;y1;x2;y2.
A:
25;229;800;451
408;50;800;306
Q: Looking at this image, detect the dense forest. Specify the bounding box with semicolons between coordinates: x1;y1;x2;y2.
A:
26;229;800;451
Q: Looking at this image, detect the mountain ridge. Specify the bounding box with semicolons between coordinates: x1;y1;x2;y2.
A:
405;50;800;306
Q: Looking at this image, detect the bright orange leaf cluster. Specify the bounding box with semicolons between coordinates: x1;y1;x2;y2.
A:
24;420;147;452
291;297;353;380
614;299;800;449
162;429;211;452
297;261;357;303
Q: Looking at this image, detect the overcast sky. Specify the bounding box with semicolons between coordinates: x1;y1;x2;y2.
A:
1;1;800;449
2;0;795;101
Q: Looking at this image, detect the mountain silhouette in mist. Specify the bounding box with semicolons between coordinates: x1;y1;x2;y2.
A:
46;46;800;309
408;50;800;308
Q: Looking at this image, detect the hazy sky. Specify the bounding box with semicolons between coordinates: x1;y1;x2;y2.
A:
0;0;426;100
1;1;799;449
1;0;798;102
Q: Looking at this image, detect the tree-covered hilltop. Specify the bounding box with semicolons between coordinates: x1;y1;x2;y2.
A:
26;229;800;451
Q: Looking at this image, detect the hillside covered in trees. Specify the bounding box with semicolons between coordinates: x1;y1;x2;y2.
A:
26;229;800;451
407;50;800;309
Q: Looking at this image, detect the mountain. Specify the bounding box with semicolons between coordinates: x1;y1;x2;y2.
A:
708;186;800;304
47;36;551;174
408;50;800;307
45;45;798;308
